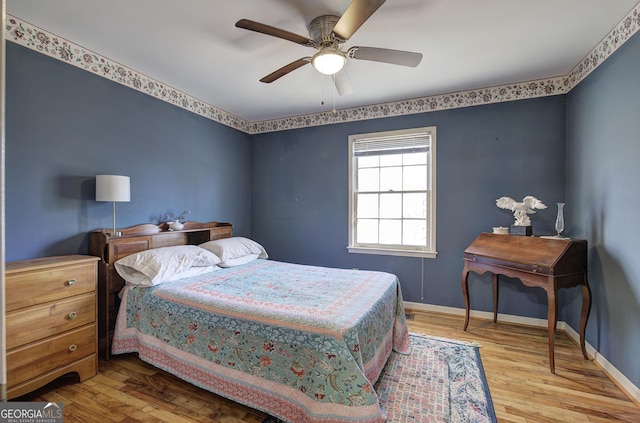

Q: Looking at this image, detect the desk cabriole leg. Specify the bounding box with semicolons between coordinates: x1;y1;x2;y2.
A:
580;275;592;360
492;273;499;323
547;281;558;374
462;268;471;331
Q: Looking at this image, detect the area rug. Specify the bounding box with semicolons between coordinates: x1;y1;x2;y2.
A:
262;333;497;423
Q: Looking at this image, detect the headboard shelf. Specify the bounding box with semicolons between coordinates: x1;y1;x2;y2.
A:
90;221;232;263
89;221;233;360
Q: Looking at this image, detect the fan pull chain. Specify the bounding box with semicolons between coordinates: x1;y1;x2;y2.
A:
332;74;337;114
320;75;337;114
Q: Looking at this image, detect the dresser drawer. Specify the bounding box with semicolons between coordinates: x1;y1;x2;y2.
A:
7;324;96;387
7;355;97;400
5;293;96;350
6;262;96;311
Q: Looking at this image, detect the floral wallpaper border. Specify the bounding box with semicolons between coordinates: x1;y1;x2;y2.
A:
564;4;640;90
5;15;251;133
5;3;640;135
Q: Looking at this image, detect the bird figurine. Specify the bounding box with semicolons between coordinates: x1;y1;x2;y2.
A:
496;195;547;226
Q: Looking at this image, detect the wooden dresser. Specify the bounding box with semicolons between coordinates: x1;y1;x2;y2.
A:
461;233;590;373
5;255;100;399
88;221;233;360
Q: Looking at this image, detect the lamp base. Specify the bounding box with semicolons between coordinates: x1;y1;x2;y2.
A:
110;201;124;237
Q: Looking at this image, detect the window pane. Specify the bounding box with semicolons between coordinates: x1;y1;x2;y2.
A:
357;219;378;244
357;193;379;218
403;193;427;218
380;167;402;191
403;220;427;246
358;156;379;168
358;168;379;192
380;154;402;166
380;220;401;244
379;193;401;218
403;152;427;165
403;165;427;191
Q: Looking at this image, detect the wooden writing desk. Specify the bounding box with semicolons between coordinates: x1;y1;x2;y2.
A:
461;233;591;373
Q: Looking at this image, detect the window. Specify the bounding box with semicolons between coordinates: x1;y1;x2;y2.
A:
348;127;437;258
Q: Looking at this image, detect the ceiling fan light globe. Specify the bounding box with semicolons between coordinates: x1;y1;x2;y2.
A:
312;49;346;75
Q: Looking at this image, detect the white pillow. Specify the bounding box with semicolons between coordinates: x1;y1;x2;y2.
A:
115;245;221;286
217;253;260;268
164;264;220;281
199;237;268;264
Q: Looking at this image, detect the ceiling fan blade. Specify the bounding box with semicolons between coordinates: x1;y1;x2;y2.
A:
334;70;354;96
260;58;311;83
236;19;315;47
332;0;386;41
347;46;423;67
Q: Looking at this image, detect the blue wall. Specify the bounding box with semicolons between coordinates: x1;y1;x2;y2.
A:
565;31;640;386
6;28;640;388
5;43;252;261
251;96;567;318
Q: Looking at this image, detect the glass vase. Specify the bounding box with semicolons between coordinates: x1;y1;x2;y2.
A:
555;203;565;238
169;220;184;231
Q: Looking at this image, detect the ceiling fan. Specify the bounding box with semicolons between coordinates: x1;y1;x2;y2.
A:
235;0;423;95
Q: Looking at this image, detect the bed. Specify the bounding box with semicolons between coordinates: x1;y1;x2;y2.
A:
90;222;410;423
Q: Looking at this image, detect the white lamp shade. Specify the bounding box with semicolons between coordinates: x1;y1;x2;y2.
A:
311;48;346;75
96;175;130;202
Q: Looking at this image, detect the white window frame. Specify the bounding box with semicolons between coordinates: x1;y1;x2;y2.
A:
347;126;437;259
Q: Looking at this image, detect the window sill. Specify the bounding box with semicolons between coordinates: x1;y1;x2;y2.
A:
347;246;437;259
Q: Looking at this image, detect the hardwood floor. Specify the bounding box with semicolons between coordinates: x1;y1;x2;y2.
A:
18;309;640;422
406;310;640;423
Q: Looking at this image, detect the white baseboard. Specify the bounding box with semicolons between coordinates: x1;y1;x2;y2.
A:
404;301;640;404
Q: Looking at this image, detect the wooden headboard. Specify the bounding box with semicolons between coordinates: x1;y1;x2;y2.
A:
89;221;233;360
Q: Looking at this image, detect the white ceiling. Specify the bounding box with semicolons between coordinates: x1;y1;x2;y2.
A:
6;0;640;122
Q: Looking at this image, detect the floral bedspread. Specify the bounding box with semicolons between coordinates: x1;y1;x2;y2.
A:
112;259;410;423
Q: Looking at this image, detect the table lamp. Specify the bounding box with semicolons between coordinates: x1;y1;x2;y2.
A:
96;175;130;236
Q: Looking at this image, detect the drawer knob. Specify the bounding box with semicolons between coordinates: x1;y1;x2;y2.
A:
68;279;76;286
68;312;77;320
68;344;77;352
